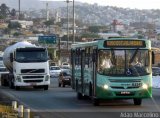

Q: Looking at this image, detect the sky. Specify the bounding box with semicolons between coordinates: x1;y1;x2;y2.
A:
44;0;160;9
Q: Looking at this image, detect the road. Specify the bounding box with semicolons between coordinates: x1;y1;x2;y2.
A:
0;77;160;118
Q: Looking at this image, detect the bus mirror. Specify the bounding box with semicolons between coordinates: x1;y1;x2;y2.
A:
152;51;155;64
10;53;13;62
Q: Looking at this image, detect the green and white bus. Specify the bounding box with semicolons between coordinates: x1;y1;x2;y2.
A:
71;37;154;106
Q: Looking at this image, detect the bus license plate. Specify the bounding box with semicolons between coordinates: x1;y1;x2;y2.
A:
121;91;130;94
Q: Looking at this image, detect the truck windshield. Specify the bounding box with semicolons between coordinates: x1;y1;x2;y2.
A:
16;51;48;62
98;49;151;76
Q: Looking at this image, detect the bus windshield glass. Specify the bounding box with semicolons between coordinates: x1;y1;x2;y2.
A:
16;50;48;62
98;49;151;76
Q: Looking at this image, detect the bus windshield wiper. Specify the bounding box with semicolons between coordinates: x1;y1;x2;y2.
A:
129;48;139;64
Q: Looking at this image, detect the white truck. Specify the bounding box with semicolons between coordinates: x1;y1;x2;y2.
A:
1;41;50;90
0;51;4;67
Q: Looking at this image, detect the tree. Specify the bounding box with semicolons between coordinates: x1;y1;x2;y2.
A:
44;20;54;27
8;21;21;29
0;3;10;19
81;33;100;39
10;8;16;17
88;26;100;33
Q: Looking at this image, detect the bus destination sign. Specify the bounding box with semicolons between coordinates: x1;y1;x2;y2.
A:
104;40;146;48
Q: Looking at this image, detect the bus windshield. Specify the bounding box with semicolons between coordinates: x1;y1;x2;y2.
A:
98;49;151;76
16;50;48;63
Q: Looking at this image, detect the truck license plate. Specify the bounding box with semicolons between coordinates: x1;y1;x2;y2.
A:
31;83;36;86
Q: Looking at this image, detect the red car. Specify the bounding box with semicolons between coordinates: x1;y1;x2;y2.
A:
58;72;71;87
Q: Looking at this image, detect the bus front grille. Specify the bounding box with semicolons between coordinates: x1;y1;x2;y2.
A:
109;79;141;83
111;86;140;89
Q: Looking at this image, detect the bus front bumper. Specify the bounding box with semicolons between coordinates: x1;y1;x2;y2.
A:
95;86;152;99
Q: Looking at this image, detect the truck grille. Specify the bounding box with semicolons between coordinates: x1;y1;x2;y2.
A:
21;69;45;73
23;80;43;83
23;76;44;79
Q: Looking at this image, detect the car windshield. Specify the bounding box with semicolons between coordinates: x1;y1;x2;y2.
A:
152;67;160;76
98;49;151;76
61;67;70;69
63;63;69;65
62;72;70;76
50;67;60;70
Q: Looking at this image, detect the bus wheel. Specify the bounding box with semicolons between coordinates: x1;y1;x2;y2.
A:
77;92;83;100
89;83;92;96
93;98;99;106
9;81;14;89
133;98;142;105
44;85;48;90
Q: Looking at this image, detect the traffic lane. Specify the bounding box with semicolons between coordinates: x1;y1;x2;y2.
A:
1;85;160;112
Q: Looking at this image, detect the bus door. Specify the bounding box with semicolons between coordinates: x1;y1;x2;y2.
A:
80;49;85;94
92;48;97;97
71;49;75;89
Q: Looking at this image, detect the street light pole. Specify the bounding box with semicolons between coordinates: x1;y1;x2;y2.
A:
65;0;72;50
72;0;75;43
67;0;69;50
18;0;20;20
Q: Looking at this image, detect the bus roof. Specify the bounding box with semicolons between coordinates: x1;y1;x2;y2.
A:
71;37;151;49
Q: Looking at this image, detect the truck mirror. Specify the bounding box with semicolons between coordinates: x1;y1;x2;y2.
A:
10;53;13;62
152;51;155;64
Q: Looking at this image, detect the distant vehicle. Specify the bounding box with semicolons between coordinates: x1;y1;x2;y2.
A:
50;66;61;77
0;66;9;79
152;67;160;76
58;71;71;87
50;62;57;66
0;52;4;67
61;62;70;68
61;66;71;74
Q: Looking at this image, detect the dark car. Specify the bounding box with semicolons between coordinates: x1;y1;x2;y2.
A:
58;72;71;87
152;67;160;76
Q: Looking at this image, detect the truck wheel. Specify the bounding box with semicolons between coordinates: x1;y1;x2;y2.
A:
15;86;20;90
1;75;9;86
44;85;48;90
9;81;15;89
133;99;142;105
1;76;5;86
58;83;61;87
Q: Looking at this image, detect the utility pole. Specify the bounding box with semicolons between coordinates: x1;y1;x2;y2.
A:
18;0;20;20
72;0;75;43
46;2;49;21
65;0;72;50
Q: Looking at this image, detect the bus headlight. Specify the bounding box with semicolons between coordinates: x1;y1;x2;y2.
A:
103;84;109;90
142;84;148;89
45;75;50;81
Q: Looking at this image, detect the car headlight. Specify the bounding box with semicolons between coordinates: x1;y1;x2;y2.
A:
142;84;148;89
103;84;109;90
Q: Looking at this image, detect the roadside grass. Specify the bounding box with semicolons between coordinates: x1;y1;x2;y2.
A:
0;103;18;118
